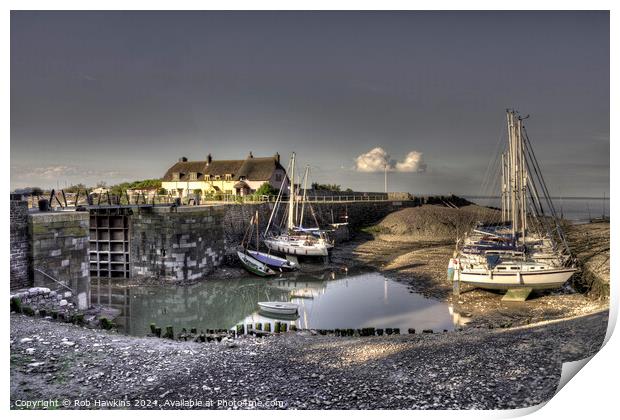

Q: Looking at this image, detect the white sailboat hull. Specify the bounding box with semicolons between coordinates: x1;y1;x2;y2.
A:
264;237;332;257
457;267;576;290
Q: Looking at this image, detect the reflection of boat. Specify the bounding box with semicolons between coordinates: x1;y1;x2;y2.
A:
258;301;299;315
247;249;299;271
257;310;300;321
237;250;276;277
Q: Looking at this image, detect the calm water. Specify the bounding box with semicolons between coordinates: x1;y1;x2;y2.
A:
91;272;457;336
466;196;609;222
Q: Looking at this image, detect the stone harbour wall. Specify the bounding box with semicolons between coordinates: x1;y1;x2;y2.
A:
10;200;30;290
29;211;90;309
11;287;78;316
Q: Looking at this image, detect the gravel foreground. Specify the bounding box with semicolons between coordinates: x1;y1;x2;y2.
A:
10;310;608;410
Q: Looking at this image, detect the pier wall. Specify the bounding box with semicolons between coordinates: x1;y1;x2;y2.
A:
10;199;30;290
10;196;453;287
28;211;90;309
126;200;418;282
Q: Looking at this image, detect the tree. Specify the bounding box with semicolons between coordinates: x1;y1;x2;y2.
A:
253;182;279;197
311;183;341;192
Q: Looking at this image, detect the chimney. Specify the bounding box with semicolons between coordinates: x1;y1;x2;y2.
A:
179;157;188;162
248;151;254;159
207;154;212;165
275;152;280;163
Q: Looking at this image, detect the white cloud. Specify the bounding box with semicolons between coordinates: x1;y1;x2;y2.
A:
354;147;394;172
395;151;427;173
354;147;427;173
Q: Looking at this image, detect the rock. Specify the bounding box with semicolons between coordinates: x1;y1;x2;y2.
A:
59;300;68;307
49;291;57;298
63;291;73;299
27;362;45;368
61;341;75;346
25;348;35;355
20;338;33;344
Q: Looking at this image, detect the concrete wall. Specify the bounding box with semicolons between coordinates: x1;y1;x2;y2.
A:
10;200;30;290
29;211;90;309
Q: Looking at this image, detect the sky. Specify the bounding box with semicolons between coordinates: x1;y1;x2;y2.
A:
10;11;609;196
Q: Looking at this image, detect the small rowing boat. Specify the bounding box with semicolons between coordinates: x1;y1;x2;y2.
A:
257;301;299;315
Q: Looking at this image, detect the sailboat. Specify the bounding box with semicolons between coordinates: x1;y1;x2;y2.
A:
263;152;334;257
237;212;276;277
450;110;576;294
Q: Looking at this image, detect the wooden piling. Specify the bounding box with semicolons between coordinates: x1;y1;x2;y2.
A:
376;328;384;336
150;323;157;335
408;328;416;334
164;326;174;339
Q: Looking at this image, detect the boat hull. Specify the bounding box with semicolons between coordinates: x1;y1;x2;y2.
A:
457;267;576;290
264;238;331;257
257;301;299;315
237;251;276;277
246;249;299;271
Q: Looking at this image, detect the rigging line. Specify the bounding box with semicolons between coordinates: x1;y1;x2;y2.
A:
522;126;573;259
265;157;291;235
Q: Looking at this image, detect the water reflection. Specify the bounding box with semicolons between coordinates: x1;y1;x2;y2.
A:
91;272;456;336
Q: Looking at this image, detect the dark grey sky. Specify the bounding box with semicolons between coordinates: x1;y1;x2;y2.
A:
11;11;609;196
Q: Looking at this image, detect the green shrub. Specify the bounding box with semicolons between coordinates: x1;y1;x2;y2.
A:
100;317;113;330
10;297;22;313
22;306;35;316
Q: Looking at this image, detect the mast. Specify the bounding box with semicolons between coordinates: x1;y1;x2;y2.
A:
517;117;527;242
287;152;296;231
299;165;310;228
501;152;506;223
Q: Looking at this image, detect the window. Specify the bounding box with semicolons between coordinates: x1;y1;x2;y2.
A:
172;172;180;181
214;175;221;180
205;175;211;181
189;172;197;181
225;174;232;181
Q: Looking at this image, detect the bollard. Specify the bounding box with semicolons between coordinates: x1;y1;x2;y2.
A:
408;328;416;334
164;326;174;339
154;327;162;338
150;323;157;335
264;322;271;333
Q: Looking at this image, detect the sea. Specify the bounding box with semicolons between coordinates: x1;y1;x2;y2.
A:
464;196;609;223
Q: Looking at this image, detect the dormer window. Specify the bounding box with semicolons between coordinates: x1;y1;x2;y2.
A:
190;172;197;181
215;175;221;180
205;175;211;181
172;172;180;181
239;176;246;181
225;174;232;181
